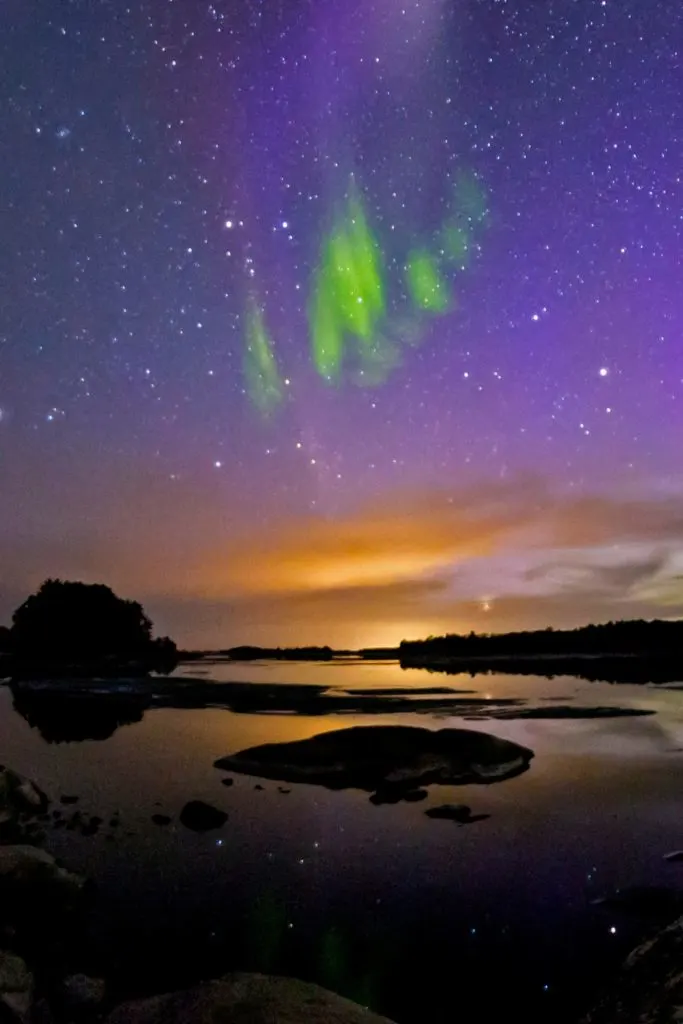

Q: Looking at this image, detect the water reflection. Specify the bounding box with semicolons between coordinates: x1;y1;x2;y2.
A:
6;669;659;745
10;687;148;743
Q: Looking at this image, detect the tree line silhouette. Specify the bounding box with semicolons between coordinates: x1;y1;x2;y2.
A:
399;619;683;663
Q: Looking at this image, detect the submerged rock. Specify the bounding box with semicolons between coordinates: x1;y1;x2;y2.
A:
0;950;33;1022
179;801;227;833
105;972;397;1024
151;814;172;827
215;725;533;794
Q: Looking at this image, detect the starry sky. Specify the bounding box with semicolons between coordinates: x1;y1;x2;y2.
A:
1;0;682;649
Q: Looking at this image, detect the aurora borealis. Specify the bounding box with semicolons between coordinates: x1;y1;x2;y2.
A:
1;0;683;647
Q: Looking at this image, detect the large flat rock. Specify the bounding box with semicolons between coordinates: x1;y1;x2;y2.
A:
106;973;396;1024
214;724;533;791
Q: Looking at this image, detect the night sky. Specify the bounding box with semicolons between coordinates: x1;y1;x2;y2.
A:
1;0;682;648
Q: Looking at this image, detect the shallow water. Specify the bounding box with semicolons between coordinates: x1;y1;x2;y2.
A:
2;660;683;1023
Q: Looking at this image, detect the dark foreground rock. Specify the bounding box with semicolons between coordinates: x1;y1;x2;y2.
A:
214;725;533;795
0;949;33;1021
581;913;683;1023
105;973;397;1024
179;802;227;833
0;846;84;896
0;768;48;829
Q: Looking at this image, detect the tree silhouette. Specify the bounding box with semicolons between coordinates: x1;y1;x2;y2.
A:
9;579;177;675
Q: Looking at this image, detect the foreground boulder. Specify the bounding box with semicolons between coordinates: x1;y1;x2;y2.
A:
0;846;83;893
0;950;33;1021
179;801;227;833
581;913;683;1023
0;846;86;936
0;768;48;829
105;973;396;1024
214;725;533;794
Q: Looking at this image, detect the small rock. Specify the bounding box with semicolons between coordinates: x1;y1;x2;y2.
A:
151;815;171;827
403;789;428;803
220;778;234;788
62;973;106;1009
108;818;120;828
179;801;227;833
60;796;79;806
425;804;473;822
254;785;264;791
277;787;291;795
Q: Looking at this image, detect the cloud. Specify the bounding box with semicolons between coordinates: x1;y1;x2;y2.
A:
2;471;683;646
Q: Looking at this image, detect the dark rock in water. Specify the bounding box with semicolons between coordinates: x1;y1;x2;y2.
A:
104;972;397;1024
61;973;106;1009
424;804;490;824
277;787;291;794
664;850;683;862
403;789;428;802
151;814;172;827
179;801;227;832
109;817;120;828
254;784;264;791
591;886;683;920
369;786;428;805
60;795;79;805
215;725;533;793
0;949;33;1021
580;913;683;1023
220;777;234;787
425;804;472;822
369;789;403;806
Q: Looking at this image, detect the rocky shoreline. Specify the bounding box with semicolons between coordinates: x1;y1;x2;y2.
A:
3;756;683;1024
0;764;399;1024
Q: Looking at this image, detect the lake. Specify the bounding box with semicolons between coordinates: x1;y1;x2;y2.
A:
3;658;683;1023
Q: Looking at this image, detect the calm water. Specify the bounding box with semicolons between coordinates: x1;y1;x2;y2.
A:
3;659;683;1022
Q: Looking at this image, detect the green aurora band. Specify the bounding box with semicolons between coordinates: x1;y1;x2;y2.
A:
309;185;386;382
243;302;283;415
242;171;488;411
